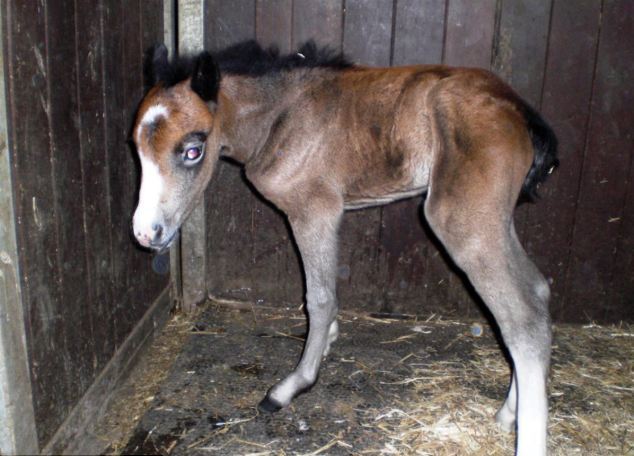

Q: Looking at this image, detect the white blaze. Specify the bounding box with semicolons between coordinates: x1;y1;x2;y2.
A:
133;152;165;239
133;103;169;241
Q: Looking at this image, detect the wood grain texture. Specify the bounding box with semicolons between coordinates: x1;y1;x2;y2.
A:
45;0;94;403
444;0;496;68
0;2;42;452
255;1;303;304
565;1;634;322
178;0;207;311
204;0;268;304
256;0;292;53
196;0;632;323
392;0;446;66
76;0;117;379
524;0;601;321
292;0;343;49
380;0;456;316
205;0;256;51
4;0;169;447
5;0;69;445
338;0;394;312
492;0;554;271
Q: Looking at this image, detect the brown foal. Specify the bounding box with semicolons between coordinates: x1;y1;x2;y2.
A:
131;42;558;456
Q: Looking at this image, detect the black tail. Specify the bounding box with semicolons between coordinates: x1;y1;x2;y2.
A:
519;103;559;203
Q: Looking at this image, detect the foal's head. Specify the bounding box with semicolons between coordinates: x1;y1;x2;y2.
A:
132;45;221;250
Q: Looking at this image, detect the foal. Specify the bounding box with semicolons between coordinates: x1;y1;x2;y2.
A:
132;42;558;456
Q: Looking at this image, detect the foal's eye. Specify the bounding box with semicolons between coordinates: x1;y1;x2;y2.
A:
186;147;201;160
183;146;204;164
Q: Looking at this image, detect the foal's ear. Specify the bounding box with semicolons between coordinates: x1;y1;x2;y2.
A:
191;51;220;103
144;44;171;89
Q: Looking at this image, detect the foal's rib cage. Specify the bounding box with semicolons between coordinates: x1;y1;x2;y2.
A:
131;41;558;456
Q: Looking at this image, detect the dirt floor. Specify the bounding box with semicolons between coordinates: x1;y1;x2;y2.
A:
92;300;633;455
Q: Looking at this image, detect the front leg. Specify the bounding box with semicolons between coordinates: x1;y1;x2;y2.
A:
258;195;342;412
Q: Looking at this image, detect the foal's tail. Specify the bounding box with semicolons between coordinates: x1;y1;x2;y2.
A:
519;103;559;203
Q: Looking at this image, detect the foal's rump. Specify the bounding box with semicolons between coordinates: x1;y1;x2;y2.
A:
424;67;558;207
328;65;557;210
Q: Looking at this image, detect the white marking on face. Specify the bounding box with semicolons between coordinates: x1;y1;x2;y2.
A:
135;104;169;143
133;150;165;243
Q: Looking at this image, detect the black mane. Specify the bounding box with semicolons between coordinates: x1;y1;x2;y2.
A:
146;40;352;89
215;40;352;76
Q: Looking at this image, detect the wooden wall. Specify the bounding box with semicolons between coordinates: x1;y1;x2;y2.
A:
201;0;634;324
2;0;169;447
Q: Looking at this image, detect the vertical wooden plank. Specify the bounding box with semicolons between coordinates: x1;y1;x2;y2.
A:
117;0;142;336
179;0;207;311
492;0;553;107
342;0;393;66
141;0;164;49
164;0;181;310
610;154;634;322
102;0;132;348
338;0;393;312
140;1;177;310
205;0;256;50
598;1;634;324
128;1;169;323
204;0;260;303
164;0;176;55
75;0;117;383
376;199;431;315
4;0;70;446
0;2;39;452
379;0;452;316
256;0;292;53
122;0;149;328
46;0;95;401
492;0;553;291
292;0;343;49
444;0;496;68
392;0;446;65
522;0;600;320
566;1;634;322
254;0;302;305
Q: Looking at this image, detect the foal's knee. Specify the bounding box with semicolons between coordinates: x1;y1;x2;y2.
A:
306;288;338;322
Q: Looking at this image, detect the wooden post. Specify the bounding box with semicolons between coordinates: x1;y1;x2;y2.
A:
177;0;207;312
0;4;39;453
163;0;184;311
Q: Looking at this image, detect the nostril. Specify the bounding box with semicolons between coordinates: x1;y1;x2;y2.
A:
152;223;164;239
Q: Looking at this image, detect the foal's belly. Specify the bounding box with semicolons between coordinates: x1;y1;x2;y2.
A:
342;155;431;210
343;185;428;210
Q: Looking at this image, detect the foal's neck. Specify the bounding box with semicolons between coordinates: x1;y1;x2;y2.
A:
215;72;313;164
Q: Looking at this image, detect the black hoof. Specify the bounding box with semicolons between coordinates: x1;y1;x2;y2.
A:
258;395;283;413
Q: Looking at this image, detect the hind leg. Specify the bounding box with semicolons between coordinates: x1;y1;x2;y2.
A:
424;198;551;456
495;224;551;435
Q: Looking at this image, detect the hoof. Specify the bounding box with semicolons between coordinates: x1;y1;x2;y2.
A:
258;395;283;413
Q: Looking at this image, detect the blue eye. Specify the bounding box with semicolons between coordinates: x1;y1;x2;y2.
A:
184;146;203;163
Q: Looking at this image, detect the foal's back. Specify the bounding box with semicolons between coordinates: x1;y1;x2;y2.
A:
247;64;536;211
